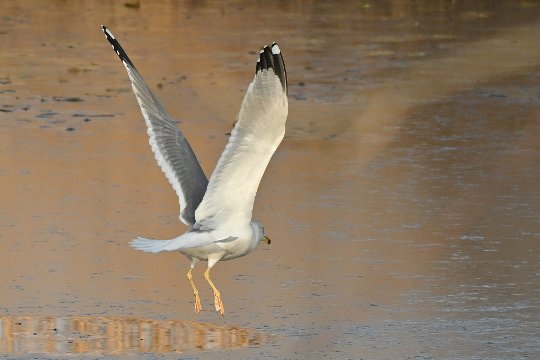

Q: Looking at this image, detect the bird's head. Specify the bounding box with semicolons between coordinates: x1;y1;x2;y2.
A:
253;221;271;246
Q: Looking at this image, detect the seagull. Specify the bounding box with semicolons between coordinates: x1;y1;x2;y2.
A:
101;26;288;315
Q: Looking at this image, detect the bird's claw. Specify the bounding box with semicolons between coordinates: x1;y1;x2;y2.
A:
194;292;202;314
214;292;224;315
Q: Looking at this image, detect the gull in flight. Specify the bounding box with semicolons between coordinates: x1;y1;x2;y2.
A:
101;26;288;315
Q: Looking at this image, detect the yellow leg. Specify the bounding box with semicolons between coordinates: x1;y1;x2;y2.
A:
187;268;202;313
204;267;224;315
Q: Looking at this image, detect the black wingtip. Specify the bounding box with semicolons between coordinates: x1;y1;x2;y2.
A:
255;43;287;93
101;25;135;68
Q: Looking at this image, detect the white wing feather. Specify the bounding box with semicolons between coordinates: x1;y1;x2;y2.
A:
103;27;288;233
194;65;288;230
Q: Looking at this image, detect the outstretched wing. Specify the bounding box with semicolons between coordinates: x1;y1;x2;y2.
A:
101;25;208;226
194;44;288;230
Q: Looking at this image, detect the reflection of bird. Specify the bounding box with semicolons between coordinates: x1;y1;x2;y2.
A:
101;26;288;315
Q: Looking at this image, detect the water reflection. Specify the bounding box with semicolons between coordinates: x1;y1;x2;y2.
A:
0;315;265;355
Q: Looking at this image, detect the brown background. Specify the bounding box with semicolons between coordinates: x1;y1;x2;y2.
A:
1;1;539;359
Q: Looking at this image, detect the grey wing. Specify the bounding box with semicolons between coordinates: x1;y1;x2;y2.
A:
194;43;288;230
101;25;208;226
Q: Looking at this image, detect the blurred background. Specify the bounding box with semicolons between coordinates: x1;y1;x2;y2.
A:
0;1;539;359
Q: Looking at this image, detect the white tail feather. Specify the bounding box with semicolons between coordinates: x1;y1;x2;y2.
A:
130;237;178;253
130;232;217;253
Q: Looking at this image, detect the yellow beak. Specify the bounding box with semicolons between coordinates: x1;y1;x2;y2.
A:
262;236;271;245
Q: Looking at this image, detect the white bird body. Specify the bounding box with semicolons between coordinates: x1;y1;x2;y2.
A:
101;25;288;315
133;221;262;262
